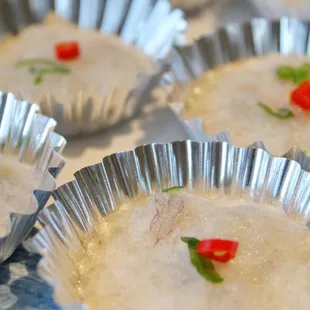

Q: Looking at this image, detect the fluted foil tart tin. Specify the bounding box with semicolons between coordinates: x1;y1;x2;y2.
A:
0;91;66;263
163;17;310;160
0;0;187;137
168;17;310;85
33;139;310;308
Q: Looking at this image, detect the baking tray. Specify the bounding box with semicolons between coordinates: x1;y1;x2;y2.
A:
0;91;66;263
33;139;310;308
0;0;187;137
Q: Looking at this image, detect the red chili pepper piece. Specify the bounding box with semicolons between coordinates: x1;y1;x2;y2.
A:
291;81;310;110
196;239;239;263
55;41;80;61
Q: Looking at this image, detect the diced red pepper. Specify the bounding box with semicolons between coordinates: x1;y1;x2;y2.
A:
291;81;310;110
196;239;239;263
55;41;80;61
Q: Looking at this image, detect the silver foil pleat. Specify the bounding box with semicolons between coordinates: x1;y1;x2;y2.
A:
0;0;187;137
168;17;310;83
0;91;66;263
33;139;310;308
164;17;310;169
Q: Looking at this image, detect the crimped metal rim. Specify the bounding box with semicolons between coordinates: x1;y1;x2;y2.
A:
165;17;310;168
33;139;310;308
0;91;66;263
0;0;187;137
168;17;310;84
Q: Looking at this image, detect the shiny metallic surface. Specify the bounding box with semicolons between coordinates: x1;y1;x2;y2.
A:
165;17;310;168
0;0;187;137
33;139;310;308
0;92;66;263
168;17;310;84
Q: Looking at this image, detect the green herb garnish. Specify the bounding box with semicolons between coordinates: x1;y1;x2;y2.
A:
181;237;224;284
16;58;71;85
162;186;183;193
257;102;295;119
277;63;310;84
33;74;43;85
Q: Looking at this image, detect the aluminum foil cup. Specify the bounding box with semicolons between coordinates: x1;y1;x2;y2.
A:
0;91;66;263
164;17;310;160
168;17;310;84
0;0;187;137
33;138;310;308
